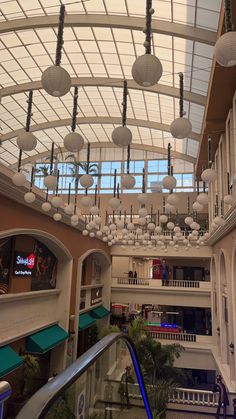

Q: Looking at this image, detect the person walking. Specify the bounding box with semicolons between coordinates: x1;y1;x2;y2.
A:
213;374;229;419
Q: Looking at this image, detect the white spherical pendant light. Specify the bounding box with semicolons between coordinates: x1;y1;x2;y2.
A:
24;191;36;204
197;193;209;206
41;66;71;97
160;214;168;224
174;226;181;233
96;230;103;237
127;222;134;230
80;174;94;189
51;196;63;208
12;172;26;187
81;195;92;207
147;222;155;231
162;175;177;190
167;221;175;230
44;175;57;190
132;54;163;87
139;217;146;226
192;201;204;212
121;174;136;189
167;193;179;206
64;203;74;215
215;32;236;67
71;214;79;224
17;132;37;151
137;193;148;205
64;132;84;152
155;226;162;233
138;207;148;217
112;126;132;147
214;216;225;227
170;117;192;139
94;216;102;225
82;229;89;236
53;212;62;222
109;197;121;210
116;220;124;230
185;216;193;225
42;202;51;212
90;206;99;216
201;168;217;183
224;194;233;205
165;203;175;213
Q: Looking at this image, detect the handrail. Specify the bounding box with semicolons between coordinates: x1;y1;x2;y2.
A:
15;333;153;419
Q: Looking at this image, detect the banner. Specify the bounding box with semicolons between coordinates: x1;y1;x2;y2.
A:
152;259;162;279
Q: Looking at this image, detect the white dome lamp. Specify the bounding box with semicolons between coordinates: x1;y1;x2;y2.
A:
215;0;236;67
12;149;26;187
201;137;217;183
112;80;132;147
80;143;94;189
17;90;37;151
170;73;192;139
162;143;177;191
24;166;36;204
132;0;162;87
121;144;136;189
64;86;84;152
42;189;52;213
41;5;71;97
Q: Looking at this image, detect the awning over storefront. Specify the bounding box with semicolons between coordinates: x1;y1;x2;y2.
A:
0;346;23;377
26;324;68;354
78;313;96;330
90;305;110;319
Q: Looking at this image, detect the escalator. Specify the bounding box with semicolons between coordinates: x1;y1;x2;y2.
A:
15;333;153;419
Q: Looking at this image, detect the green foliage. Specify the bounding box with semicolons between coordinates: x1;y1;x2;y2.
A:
99;324;120;339
19;354;40;398
45;398;75;419
128;317;147;344
36;165;50;177
149;380;176;418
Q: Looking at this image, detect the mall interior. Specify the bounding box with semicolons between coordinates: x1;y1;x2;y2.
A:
0;0;236;418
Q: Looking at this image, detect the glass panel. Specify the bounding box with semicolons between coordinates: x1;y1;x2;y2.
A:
44;340;147;419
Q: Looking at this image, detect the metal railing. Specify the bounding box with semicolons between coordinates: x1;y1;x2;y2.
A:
162;279;200;288
113;277;208;289
117;277;150;286
147;331;197;342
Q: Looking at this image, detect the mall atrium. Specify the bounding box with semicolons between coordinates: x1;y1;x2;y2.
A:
0;0;236;418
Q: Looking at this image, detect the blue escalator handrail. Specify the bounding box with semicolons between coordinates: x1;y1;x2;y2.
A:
15;333;153;419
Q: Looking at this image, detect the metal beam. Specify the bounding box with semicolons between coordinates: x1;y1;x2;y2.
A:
1;116;200;143
10;142;196;168
0;15;216;45
0;78;206;106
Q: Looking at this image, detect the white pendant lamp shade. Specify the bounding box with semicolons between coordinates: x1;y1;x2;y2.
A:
81;195;92;207
64;203;74;215
224;194;233;205
53;212;62;221
64;132;84;152
167;193;179;206
185;216;193;225
94;216;102;225
17;132;37;151
170;117;192;139
214;216;225;226
197;193;209;206
71;214;79;223
42;202;51;212
137;193;148;205
116;220;124;229
121;174;136;189
112;126;132;147
174;226;181;233
132;54;163;87
139;217;146;226
109;197;121;210
138;207;148;217
190;221;199;230
96;230;103;237
41;66;71;97
109;223;116;231
201;168;217;183
147;222;155;231
12;172;26;187
160;214;168;224
162;175;177;190
192;201;204;212
167;222;175;230
80;174;94;188
214;32;236;67
127;222;134;230
155;226;162;233
90;206;99;215
165;203;175;213
44;175;57;190
82;229;89;236
24;191;36;204
51;196;63;208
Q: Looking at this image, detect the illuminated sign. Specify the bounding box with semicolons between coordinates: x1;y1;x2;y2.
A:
13;252;36;276
90;287;102;306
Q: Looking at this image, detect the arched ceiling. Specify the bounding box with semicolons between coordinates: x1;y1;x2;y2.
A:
0;0;222;168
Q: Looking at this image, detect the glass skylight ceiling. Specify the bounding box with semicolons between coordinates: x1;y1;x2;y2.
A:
0;0;221;167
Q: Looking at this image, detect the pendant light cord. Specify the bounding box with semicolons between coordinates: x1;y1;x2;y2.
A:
179;73;184;118
225;0;233;32
25;90;33;132
55;4;65;66
71;86;78;132
145;0;152;54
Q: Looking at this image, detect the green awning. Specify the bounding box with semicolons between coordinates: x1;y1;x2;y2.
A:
0;346;23;377
90;306;110;319
79;313;96;330
26;325;68;354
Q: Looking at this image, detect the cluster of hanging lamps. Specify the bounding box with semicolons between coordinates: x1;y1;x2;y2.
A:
41;5;71;97
132;0;162;87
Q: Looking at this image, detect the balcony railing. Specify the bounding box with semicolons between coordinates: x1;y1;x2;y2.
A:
112;277;210;290
147;330;197;342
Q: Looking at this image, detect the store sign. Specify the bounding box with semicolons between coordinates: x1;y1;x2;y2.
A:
13;252;36;276
91;287;102;306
